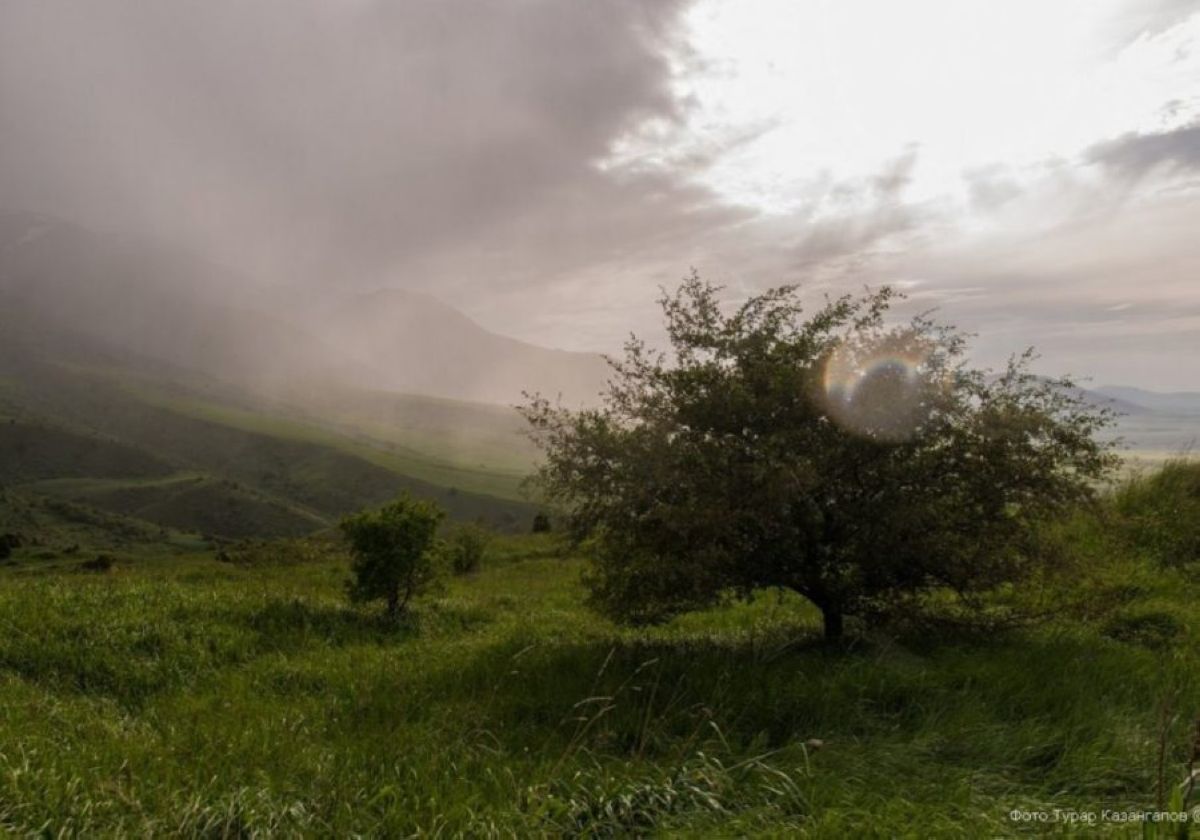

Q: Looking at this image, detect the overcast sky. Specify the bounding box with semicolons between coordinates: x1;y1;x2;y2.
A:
2;0;1199;387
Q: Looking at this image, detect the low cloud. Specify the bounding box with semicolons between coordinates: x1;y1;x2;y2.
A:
1085;121;1200;179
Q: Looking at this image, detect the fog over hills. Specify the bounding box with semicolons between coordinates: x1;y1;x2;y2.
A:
4;211;1199;460
0;213;609;407
298;289;610;406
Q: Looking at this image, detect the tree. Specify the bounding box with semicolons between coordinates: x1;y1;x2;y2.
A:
521;273;1117;641
340;495;445;617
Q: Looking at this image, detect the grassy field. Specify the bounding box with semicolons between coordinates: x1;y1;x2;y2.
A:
0;489;1198;838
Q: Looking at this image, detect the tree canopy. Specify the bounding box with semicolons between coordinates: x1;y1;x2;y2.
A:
522;274;1117;640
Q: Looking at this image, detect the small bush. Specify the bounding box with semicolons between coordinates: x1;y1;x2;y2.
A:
443;523;490;575
341;495;445;617
532;513;552;533
1101;609;1185;649
80;554;115;573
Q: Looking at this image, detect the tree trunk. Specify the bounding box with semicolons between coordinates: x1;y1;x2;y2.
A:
822;606;844;643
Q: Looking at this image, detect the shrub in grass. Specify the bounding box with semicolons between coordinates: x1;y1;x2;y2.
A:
80;554;114;573
1101;609;1185;649
532;513;552;533
340;495;445;617
443;523;490;575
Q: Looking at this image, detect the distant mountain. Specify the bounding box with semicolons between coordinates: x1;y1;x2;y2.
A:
1096;386;1200;416
302;289;610;406
1072;387;1153;417
0;212;609;406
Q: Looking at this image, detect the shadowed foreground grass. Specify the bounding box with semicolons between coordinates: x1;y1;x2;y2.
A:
0;530;1198;837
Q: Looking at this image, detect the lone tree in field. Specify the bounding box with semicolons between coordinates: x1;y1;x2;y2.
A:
340;495;444;617
521;274;1117;641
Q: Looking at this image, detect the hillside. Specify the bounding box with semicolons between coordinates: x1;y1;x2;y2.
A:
0;303;538;539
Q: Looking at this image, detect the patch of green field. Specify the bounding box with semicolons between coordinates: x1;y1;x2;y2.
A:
0;421;173;485
26;473;328;540
117;380;530;501
1;360;537;531
282;384;539;472
0;520;1196;836
0;487;194;563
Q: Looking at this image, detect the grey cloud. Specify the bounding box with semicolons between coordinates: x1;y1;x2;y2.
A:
1099;0;1199;52
0;0;723;286
962;165;1022;212
784;149;925;269
871;146;919;199
1085;121;1200;180
867;186;1200;389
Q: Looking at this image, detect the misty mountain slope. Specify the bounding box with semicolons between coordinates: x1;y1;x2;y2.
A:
296;288;612;406
2;212;611;406
0;287;535;491
278;384;538;475
0;213;377;393
2;363;536;530
0;308;537;534
0;292;535;496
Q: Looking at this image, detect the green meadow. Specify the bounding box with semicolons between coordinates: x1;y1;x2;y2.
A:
0;464;1198;837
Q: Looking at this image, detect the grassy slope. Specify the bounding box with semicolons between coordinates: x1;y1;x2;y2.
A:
0;421;174;484
1;355;537;532
26;474;328;540
275;383;540;474
0;521;1197;837
0;487;209;559
0;309;539;534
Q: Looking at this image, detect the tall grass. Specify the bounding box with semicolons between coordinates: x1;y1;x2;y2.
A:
0;466;1198;835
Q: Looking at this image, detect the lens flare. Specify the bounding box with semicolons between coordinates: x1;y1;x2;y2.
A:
819;337;941;442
